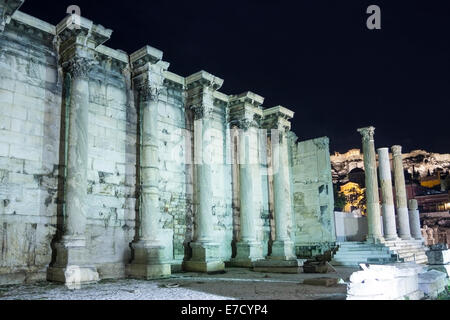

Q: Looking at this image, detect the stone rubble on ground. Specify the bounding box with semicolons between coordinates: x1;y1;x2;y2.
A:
418;269;448;299
346;263;425;300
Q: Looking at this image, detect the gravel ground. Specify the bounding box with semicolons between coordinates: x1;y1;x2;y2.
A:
0;267;358;300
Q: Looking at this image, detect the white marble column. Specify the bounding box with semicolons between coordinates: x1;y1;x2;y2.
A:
184;103;225;272
128;78;171;279
377;148;398;240
263;107;296;262
47;55;99;286
408;199;423;240
232;121;264;266
392;145;412;240
254;106;299;273
357;127;383;243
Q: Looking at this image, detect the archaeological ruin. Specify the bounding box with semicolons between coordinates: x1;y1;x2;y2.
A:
1;1;444;295
0;1;337;285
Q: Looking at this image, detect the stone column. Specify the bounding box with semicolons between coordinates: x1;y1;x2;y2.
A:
47;15;111;287
47;54;100;286
184;71;225;273
254;106;299;273
392;145;412;240
271;129;294;255
408;199;423;240
228;92;265;267
128;46;171;279
377;148;398;241
357;127;383;243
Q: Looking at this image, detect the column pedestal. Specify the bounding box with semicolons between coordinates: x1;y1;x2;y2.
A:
253;240;301;273
183;242;225;273
47;237;99;289
230;242;263;267
127;241;171;279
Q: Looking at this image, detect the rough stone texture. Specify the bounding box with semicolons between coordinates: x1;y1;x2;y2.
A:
289;136;335;257
418;270;448;298
347;263;425;300
0;10;61;284
0;4;337;285
426;248;450;265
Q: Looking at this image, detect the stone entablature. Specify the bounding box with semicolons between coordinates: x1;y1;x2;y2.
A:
0;3;336;285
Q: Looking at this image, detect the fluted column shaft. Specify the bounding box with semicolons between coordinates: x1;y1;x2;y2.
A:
392;145;412;240
377;148;398;240
358;127;383;243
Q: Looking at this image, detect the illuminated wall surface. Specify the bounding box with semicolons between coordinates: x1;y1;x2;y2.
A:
0;4;334;284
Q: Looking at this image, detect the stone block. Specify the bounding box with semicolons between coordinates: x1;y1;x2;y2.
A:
303;277;339;287
427;265;450;278
418;270;448;298
184;242;225;273
426;249;450;265
253;258;302;274
347;263;424;300
302;261;330;274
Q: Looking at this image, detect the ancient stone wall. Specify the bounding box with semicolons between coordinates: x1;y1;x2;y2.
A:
0;5;335;284
289;136;336;257
0;12;62;283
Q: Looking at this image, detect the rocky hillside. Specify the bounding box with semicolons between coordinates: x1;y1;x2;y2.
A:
331;149;450;185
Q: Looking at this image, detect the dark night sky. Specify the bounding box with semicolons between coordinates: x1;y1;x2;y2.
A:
19;0;450;153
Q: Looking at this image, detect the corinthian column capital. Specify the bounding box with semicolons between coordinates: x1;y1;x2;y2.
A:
190;104;213;120
138;79;161;102
391;145;402;156
357;126;375;142
63;56;97;79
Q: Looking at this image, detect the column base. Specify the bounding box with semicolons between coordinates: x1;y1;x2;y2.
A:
253;240;300;273
383;235;400;241
399;235;412;240
366;236;385;244
47;266;99;288
270;240;297;260
46;237;99;288
183;242;225;273
128;241;171;279
229;241;264;267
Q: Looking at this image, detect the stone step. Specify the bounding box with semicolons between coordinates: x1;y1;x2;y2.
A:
333;251;397;258
337;249;392;254
337;246;391;251
331;258;398;266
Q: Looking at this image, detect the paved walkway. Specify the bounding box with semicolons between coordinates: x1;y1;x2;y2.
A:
0;267;358;300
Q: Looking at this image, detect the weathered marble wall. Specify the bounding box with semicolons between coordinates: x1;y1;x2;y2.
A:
0;12;61;284
0;4;336;284
289;136;336;257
